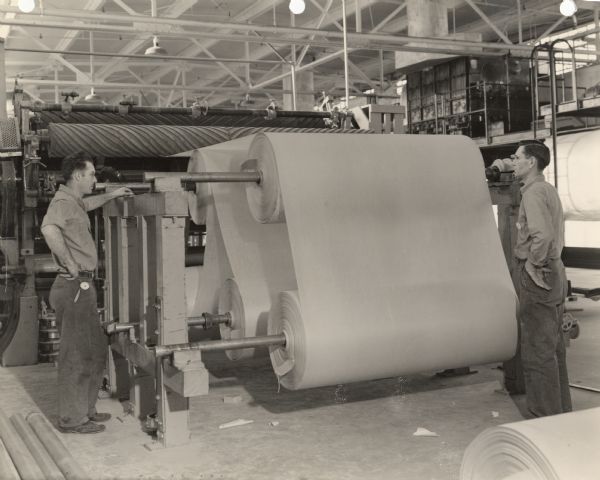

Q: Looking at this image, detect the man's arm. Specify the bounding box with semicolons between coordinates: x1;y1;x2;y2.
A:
83;187;133;211
522;187;553;290
41;225;79;278
522;187;553;267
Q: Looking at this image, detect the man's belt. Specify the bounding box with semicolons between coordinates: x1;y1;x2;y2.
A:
58;270;95;279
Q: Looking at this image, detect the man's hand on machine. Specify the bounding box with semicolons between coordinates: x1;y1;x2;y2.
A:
111;187;134;199
525;260;551;291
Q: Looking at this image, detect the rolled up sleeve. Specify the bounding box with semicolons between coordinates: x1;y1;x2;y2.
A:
41;199;72;231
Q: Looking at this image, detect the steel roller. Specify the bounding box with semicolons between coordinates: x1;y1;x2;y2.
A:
48;124;373;158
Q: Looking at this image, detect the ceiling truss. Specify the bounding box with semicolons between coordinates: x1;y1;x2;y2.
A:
0;0;598;108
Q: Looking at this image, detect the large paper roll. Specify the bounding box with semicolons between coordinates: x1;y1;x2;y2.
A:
546;129;600;220
191;137;297;360
185;145;235;317
245;134;286;224
257;132;517;390
184;204;231;317
460;407;600;480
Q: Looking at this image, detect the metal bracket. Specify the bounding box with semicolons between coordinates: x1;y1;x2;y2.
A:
264;101;278;120
60;91;78;115
191;99;208;118
117;103;130;116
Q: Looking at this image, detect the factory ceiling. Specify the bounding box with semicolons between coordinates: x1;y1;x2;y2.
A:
0;0;598;108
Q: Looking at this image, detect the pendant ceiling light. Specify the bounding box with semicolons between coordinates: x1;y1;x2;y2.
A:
17;0;35;13
145;36;168;56
83;88;104;104
559;0;577;16
289;0;306;15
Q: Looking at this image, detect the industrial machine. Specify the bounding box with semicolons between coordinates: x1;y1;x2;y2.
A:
0;86;579;447
0;88;380;368
0;89;411;445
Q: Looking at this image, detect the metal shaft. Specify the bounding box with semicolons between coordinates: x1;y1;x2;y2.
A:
144;171;261;184
95;182;151;193
154;333;286;358
24;103;334;118
106;323;137;334
187;312;231;329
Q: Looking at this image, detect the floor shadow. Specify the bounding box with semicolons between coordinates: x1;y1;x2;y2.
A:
202;351;505;414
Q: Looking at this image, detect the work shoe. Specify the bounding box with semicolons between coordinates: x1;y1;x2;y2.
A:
89;412;111;422
59;421;105;434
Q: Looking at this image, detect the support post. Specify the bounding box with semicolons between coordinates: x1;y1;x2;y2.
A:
149;214;190;447
0;39;7;120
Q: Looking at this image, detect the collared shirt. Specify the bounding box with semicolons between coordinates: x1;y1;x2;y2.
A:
41;184;97;271
514;174;564;266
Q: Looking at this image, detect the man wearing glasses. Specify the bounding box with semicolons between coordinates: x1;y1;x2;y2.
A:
489;140;571;418
42;152;133;433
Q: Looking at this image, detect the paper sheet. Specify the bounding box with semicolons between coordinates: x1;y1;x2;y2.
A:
186;132;517;387
188;137;297;360
184;204;231;317
546;129;600;221
184;146;234;317
460;407;600;480
258;133;518;389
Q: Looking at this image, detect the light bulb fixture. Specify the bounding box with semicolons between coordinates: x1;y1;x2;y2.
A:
83;88;104;104
559;0;577;16
17;0;35;13
144;36;168;56
289;0;306;15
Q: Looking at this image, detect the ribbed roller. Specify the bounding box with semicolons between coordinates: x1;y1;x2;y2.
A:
49;124;373;158
49;124;232;158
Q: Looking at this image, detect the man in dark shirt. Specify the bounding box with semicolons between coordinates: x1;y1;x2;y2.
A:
42;152;132;433
507;140;572;417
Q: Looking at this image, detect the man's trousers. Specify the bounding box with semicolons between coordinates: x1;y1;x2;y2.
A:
50;276;107;428
516;258;572;417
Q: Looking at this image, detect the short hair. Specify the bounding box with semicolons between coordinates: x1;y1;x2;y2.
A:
518;140;550;171
61;152;94;182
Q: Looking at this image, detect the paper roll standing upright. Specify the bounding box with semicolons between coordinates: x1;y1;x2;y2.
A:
198;137;297;360
254;132;518;390
184;143;236;317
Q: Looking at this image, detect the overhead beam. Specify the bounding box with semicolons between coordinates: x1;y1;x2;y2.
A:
111;0;285;103
0;5;548;55
112;0;138;15
298;0;334;65
463;0;513;44
190;39;250;86
536;16;567;43
5;46;282;65
54;0;106;52
13;26;91;81
0;12;15;39
12;77;319;96
347;59;377;88
95;0;198;81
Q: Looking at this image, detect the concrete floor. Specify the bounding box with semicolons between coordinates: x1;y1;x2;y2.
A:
1;291;599;479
